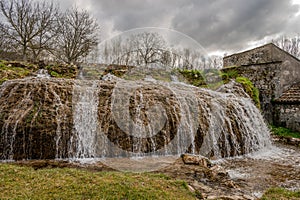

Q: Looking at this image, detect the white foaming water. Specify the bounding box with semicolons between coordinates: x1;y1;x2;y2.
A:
70;78;272;162
248;145;300;167
72;80;99;158
197;86;271;158
163;82;198;155
36;69;50;78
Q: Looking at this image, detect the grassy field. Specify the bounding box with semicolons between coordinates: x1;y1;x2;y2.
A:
0;164;197;200
261;188;300;200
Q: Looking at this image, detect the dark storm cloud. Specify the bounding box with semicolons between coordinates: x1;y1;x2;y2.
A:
171;0;300;52
58;0;300;54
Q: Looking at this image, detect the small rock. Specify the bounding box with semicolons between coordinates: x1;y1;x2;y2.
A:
181;154;212;167
210;165;228;177
187;185;195;192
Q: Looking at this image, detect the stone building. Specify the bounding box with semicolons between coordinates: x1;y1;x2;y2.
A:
223;43;300;131
273;82;300;132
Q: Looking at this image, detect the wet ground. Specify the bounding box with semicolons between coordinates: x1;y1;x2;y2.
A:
219;142;300;198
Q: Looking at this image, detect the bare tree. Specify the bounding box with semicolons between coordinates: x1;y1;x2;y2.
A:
28;1;58;60
0;24;10;51
128;32;166;66
52;7;100;63
0;0;58;61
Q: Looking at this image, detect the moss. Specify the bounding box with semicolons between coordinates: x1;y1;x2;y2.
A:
0;78;8;85
0;60;6;68
235;76;261;109
221;69;261;108
0;60;33;85
46;64;78;79
221;69;239;83
178;69;207;87
50;71;62;78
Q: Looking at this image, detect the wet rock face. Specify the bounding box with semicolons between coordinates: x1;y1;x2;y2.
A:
99;82;181;155
0;78;271;160
0;78;74;160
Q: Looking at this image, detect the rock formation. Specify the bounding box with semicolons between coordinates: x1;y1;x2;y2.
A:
0;77;271;160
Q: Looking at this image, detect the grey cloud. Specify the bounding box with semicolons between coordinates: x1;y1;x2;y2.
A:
171;0;300;52
57;0;300;54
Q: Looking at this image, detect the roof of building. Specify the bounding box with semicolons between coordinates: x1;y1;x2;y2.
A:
223;43;300;65
268;43;300;63
275;82;300;104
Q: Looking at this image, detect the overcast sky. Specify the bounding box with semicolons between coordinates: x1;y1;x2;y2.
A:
58;0;300;56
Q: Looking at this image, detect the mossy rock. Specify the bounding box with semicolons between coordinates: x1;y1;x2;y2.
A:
235;77;260;109
45;64;78;79
221;69;260;109
0;60;36;85
178;69;207;87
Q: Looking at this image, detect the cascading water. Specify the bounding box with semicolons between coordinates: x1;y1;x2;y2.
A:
0;76;271;161
72;80;99;158
195;87;271;158
67;77;271;160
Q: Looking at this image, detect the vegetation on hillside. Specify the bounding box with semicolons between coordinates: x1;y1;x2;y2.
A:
178;69;207;87
0;60;78;84
0;164;197;200
178;68;261;108
45;64;78;79
235;77;260;109
0;60;37;84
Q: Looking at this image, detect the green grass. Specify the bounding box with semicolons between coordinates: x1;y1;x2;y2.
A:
270;125;300;139
0;60;78;84
0;164;197;200
261;187;300;200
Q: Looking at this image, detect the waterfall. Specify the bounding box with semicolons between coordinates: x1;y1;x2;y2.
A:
195;88;271;158
0;78;271;161
72;80;99;158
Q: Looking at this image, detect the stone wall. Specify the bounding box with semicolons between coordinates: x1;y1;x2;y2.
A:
274;104;300;132
224;43;300;95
